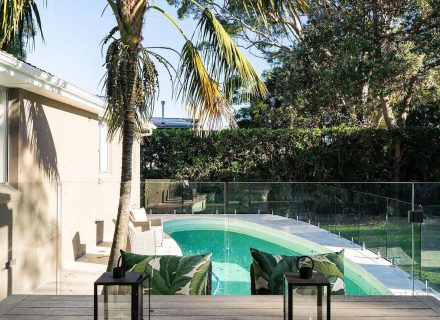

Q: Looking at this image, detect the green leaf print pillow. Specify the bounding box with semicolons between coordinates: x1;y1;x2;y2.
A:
250;248;345;295
120;250;212;295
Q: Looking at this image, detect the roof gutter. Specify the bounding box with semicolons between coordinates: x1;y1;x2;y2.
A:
0;51;106;116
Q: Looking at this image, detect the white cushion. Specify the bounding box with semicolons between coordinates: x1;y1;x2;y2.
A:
130;207;147;222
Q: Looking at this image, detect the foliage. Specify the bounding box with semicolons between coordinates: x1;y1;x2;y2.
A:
103;0;269;140
104;0;285;270
141;127;440;182
237;0;440;129
168;0;317;57
0;0;44;58
103;38;158;139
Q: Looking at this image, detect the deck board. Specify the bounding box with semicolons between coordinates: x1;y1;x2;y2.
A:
0;295;439;319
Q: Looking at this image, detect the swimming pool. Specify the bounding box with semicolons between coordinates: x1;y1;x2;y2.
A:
164;218;391;295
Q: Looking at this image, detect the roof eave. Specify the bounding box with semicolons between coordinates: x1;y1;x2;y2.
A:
0;51;106;116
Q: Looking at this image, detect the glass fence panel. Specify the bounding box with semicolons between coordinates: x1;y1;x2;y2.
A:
386;200;414;273
145;181;184;214
58;181;121;295
415;183;440;296
144;181;428;296
144;181;227;215
289;183;316;222
226;182;271;214
314;184;356;240
188;182;225;214
421;204;440;293
0;182;59;302
357;191;387;257
2;180;440;305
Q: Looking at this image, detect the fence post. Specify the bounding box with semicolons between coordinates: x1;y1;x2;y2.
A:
385;198;388;260
411;181;415;295
224;182;228;215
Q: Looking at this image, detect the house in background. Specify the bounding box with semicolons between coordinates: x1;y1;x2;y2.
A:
152;117;199;129
0;51;141;300
151;101;199;129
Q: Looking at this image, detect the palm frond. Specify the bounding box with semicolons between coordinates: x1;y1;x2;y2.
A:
177;40;232;129
175;7;268;129
103;38;158;140
237;0;312;27
197;8;267;98
147;5;188;39
145;49;178;86
0;0;45;54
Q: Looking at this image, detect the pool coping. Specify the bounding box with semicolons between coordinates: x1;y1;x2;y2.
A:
156;214;430;296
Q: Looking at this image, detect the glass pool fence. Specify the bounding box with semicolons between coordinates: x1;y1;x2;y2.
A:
144;181;440;297
0;181;438;301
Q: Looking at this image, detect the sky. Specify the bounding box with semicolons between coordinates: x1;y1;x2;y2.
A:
26;0;269;119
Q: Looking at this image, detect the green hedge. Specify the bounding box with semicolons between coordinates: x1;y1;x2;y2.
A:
141;127;440;181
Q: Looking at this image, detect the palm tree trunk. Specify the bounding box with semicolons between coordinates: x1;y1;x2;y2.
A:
107;46;139;271
107;107;135;271
105;0;146;271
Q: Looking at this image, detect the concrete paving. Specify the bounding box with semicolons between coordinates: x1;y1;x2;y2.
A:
33;235;182;295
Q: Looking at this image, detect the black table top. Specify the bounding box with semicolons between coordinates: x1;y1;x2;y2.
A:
94;272;143;285
284;272;330;286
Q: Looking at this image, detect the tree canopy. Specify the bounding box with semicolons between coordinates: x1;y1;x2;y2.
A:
168;0;318;57
235;0;440;129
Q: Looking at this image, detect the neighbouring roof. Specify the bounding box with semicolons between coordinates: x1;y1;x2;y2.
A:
0;50;105;115
152;117;198;129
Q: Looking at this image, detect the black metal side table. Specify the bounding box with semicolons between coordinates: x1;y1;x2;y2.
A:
94;272;150;320
283;272;331;320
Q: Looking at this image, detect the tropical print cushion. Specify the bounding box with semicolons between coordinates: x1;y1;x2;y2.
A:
120;250;212;295
250;248;345;295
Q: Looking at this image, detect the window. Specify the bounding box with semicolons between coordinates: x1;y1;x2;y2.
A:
0;88;7;183
99;122;109;173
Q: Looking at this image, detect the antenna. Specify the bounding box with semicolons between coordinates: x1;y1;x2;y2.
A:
161;101;165;124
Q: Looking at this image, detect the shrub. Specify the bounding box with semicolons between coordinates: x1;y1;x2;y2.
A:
141;127;440;182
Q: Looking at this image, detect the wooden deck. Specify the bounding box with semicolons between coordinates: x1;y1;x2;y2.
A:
0;295;439;319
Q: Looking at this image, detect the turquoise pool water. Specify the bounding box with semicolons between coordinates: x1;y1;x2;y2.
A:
165;218;390;296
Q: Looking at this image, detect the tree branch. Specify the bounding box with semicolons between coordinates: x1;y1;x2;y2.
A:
380;96;398;129
399;76;418;127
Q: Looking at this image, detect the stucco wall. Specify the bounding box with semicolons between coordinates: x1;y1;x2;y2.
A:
0;88;140;299
0;185;21;301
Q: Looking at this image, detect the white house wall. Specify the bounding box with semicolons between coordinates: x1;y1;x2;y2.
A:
0;87;140;299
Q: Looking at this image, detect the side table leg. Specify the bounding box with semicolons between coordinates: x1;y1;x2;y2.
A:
283;281;285;320
288;286;293;320
94;285;97;320
104;286;108;320
317;286;323;320
327;285;331;320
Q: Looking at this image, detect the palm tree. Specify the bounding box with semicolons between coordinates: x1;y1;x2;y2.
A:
0;0;44;58
103;0;315;270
